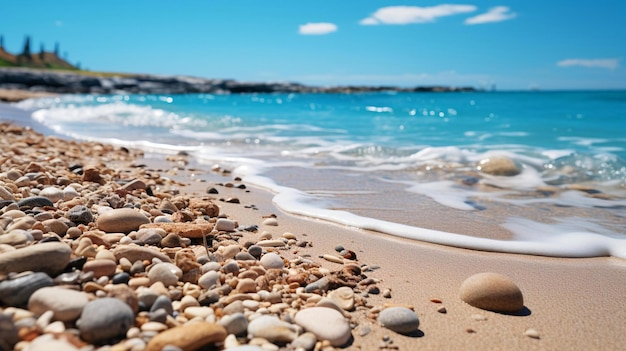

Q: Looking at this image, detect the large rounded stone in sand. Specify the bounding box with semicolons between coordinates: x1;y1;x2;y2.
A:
145;322;226;351
459;272;524;313
0;242;71;275
476;156;521;176
96;208;150;233
29;287;89;322
77;297;135;343
294;307;351;346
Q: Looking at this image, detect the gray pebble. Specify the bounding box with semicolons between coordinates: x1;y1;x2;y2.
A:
219;312;248;335
377;307;420;334
247;245;262;258
0;271;53;306
67;205;94;224
77;297;135;343
150;295;173;315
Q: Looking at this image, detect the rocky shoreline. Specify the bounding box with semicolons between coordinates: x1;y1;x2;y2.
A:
0;122;531;351
0;68;476;95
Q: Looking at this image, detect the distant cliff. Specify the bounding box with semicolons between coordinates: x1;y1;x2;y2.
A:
0;67;476;95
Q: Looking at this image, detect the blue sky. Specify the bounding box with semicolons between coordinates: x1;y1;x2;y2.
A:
1;0;625;90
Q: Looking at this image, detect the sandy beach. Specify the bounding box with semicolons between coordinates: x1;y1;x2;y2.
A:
1;92;625;351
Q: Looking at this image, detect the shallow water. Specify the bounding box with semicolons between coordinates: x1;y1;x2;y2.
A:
12;91;626;258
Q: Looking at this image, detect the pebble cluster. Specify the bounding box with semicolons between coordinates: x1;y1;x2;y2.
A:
0;122;532;351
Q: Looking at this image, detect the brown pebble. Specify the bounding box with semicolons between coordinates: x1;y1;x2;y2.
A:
437;306;447;314
430;298;443;304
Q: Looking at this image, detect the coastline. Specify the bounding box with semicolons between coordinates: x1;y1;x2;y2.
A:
1;93;625;350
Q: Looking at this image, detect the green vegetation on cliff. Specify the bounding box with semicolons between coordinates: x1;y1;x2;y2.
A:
0;35;78;70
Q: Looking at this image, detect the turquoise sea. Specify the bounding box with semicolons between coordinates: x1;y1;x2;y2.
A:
14;90;626;258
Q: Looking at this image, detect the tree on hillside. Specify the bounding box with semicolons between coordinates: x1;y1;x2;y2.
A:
39;43;45;61
54;42;59;56
22;35;32;59
0;35;4;49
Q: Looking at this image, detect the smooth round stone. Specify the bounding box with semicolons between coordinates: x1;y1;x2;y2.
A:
39;187;64;203
262;218;278;226
0;230;30;246
477;156;522;176
0;272;53;306
150;295;174;315
0;185;15;201
154;215;173;223
183;306;214;319
294;307;351;346
96;208;150;233
0;242;71;276
17;196;54;209
28;287;89;322
222;261;240;275
247;315;300;343
42;219;69;236
292;332;318;351
63;186;80;200
247;245;262;258
161;233;183;247
144;322;227;351
217;244;240;260
236;278;257;293
77;297;135;343
259;253;284;270
113;245;172;264
148;262;183;286
235;252;256;261
83;259;117;278
198;270;221;289
459;272;524;313
67;205;94;224
377;307;420;334
219;312;248;336
112;272;131;284
215;218;237;232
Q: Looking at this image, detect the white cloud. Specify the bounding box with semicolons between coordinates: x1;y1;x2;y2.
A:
360;5;477;25
557;58;620;70
464;6;516;25
299;22;338;35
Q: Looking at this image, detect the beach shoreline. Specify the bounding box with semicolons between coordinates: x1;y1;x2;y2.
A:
1;96;625;350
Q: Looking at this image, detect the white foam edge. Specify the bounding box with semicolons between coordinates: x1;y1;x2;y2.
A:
234;165;626;259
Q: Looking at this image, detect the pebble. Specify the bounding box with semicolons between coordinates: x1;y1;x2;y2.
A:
21;334;80;351
67;205;94;224
144;322;227;351
150;295;174;315
0;313;19;349
39;187;64;203
198;270;221;289
0;242;72;276
477;156;522;176
262;218;278;226
247;245;262;258
377;307;420;334
255;239;285;247
28;286;89;322
459;272;524;313
259;252;284;269
219;312;249;336
247;315;301;343
292;332;318;351
96;207;150;233
0;271;54;306
77;297;135;343
327;286;355;311
17;196;54;209
82;259;117;278
294;307;352;346
216;218;237;232
524;328;541;339
113;245;172;263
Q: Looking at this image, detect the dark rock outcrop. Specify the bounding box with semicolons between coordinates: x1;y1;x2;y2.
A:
0;67;476;95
